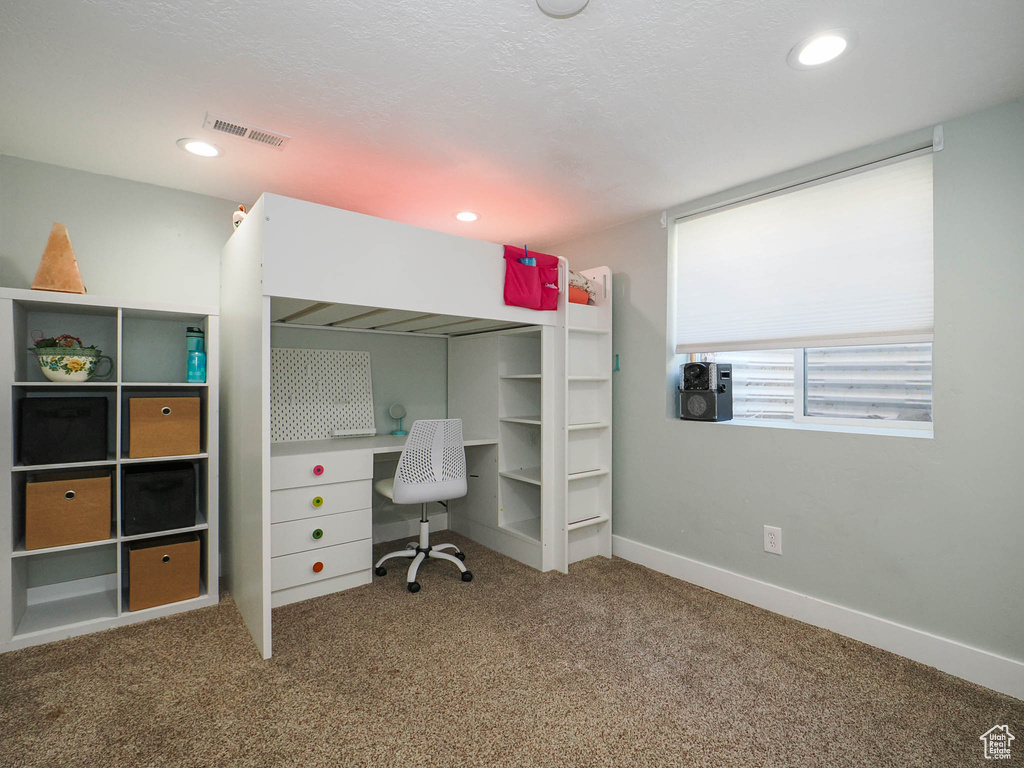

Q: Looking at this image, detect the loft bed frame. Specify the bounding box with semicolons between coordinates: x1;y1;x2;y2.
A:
221;194;611;657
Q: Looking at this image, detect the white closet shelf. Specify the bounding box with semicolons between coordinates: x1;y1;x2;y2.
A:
499;467;542;486
13;381;209;388
13;458;117;473
568;515;610;531
501;517;541;544
568;422;610;431
12;536;116;558
568;468;610;481
119;453;208;465
14;589;119;639
499;374;541;380
122;588;211;617
13;381;116;388
120;514;209;543
568;326;611;335
499;416;542;426
569;376;610;382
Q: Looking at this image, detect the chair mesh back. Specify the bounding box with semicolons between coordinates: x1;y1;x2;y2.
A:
442;419;464;481
393;419;467;504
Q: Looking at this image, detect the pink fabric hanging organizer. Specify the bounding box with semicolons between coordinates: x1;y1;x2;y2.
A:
503;245;560;310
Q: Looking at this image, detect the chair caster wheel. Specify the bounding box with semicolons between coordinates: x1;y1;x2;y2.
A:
454;551;466;561
375;567;387;577
408;581;421;593
461;571;473;582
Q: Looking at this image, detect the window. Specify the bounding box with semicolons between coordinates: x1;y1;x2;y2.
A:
673;149;934;433
713;342;932;427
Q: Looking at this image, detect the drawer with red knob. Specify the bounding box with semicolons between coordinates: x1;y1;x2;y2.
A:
270;508;371;557
271;539;371;592
270;449;372;491
270;479;371;524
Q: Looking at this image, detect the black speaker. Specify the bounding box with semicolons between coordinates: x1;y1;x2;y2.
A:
679;363;733;421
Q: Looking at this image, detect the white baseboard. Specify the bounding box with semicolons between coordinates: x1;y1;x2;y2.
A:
612;535;1024;701
372;511;447;545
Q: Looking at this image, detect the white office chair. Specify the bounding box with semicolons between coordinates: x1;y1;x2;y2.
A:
373;419;473;593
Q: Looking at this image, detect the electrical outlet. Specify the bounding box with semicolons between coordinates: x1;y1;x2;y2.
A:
763;525;782;555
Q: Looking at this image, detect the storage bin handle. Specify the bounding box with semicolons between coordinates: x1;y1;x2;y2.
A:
64;490;76;501
312;528;324;540
312;561;324;573
161;406;172;415
313;464;324;476
162;555;171;563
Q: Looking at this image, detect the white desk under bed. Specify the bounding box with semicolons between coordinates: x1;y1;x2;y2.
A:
267;435;498;608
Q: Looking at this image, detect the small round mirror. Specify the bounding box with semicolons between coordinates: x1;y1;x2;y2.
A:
388;403;408;436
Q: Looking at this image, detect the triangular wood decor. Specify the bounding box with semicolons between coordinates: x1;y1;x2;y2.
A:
32;223;86;294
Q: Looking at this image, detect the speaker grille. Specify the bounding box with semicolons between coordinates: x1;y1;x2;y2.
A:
685;393;709;417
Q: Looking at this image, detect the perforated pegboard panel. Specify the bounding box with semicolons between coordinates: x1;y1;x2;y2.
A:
270;348;376;442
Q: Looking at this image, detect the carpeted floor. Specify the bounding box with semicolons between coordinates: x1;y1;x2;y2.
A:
1;533;1020;767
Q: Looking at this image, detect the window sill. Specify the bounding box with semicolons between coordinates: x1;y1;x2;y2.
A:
713;418;933;440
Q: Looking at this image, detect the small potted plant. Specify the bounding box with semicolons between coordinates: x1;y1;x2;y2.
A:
30;333;113;382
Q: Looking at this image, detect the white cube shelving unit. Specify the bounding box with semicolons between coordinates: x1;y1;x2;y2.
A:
0;288;219;653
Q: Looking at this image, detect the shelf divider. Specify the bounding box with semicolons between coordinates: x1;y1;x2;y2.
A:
498;416;541;426
499;467;542;486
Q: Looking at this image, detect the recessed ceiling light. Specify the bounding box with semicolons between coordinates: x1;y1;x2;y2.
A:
454;211;479;222
788;30;857;69
176;138;222;157
537;0;589;17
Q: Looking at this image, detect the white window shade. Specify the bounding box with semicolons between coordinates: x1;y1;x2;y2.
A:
674;153;934;354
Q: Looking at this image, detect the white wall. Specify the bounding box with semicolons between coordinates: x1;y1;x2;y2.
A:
0;155;239;307
552;97;1024;665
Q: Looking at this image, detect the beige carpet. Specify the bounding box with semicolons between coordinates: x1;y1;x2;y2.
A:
1;533;1020;767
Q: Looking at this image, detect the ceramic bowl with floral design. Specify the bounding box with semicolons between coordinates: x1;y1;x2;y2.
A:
33;347;114;382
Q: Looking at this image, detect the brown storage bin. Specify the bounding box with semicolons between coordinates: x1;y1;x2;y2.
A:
128;397;200;459
127;533;201;611
25;472;111;550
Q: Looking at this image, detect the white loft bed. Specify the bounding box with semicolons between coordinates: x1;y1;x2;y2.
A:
221;193;611;657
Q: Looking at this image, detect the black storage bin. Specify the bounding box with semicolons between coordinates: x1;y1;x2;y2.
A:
123;462;197;536
19;397;108;465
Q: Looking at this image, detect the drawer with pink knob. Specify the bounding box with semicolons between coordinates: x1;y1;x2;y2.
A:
270;539;371;592
270;479;371;524
269;449;372;491
270;508;371;558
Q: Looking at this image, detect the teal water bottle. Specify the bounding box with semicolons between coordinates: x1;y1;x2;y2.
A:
186;327;206;383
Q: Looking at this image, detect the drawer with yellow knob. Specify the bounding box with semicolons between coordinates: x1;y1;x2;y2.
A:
269;479;371;524
270;508;372;557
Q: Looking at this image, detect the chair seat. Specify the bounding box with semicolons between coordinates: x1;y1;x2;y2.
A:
374;477;395;500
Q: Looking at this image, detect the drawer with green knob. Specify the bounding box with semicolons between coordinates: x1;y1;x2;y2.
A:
270;508;371;558
270;479;371;524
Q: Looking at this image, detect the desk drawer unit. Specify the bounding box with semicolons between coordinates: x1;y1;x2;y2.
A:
271;539;371;592
270;479;371;524
270;450;372;491
271;508;371;557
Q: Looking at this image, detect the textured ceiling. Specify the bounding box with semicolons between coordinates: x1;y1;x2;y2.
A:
2;0;1023;248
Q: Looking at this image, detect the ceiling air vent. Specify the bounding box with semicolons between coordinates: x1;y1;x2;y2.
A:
202;112;290;150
